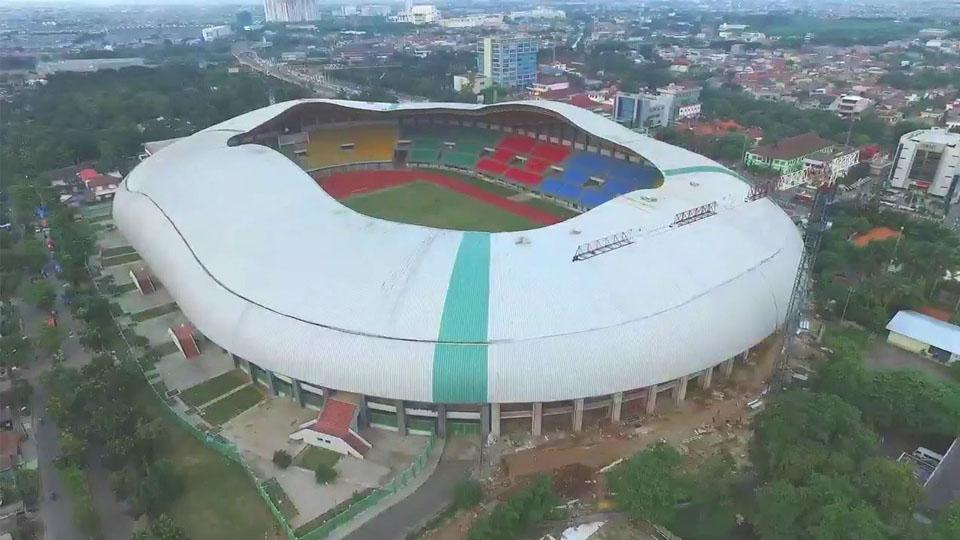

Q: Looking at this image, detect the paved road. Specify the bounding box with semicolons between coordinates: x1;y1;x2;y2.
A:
22;275;135;540
343;449;473;540
32;382;81;540
21;293;86;540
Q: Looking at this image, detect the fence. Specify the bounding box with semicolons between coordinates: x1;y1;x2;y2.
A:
299;434;436;540
91;263;438;540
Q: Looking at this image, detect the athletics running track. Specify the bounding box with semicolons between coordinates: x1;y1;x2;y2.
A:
312;169;564;226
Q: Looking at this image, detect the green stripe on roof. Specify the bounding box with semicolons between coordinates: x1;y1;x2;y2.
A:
662;165;743;180
432;232;490;403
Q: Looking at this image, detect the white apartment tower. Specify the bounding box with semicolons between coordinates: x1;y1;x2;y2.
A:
263;0;322;23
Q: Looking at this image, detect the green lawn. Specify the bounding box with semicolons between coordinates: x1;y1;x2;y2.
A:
180;370;249;408
343;181;535;232
151;340;180;358
131;302;178;322
81;202;113;218
113;282;138;295
102;252;142;267
101;245;135;258
415;167;580;220
136;387;274;540
294;446;341;471
201;385;264;425
262;478;299;522
86;213;113;224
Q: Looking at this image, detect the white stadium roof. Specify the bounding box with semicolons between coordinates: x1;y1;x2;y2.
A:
114;99;803;404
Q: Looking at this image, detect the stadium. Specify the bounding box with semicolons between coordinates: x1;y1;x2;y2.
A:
113;99;803;437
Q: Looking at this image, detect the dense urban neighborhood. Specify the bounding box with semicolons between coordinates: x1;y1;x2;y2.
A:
2;2;960;540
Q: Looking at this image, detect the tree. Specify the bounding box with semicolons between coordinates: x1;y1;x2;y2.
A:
10;378;33;410
36;324;62;355
22;280;56;311
149;513;188;540
135;460;183;517
0;333;32;367
15;469;39;508
751;392;878;484
931;500;960;540
606;442;685;526
314;463;337;484
808;501;887;540
856;458;920;524
752;481;807;540
680;452;739;538
467;475;560;540
58;432;89;466
272;449;292;469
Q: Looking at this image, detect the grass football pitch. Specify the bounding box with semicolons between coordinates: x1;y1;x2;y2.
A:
341;181;536;232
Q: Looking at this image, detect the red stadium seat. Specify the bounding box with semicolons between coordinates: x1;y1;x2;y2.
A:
491;148;515;163
505;167;542;186
476;158;510;175
524;158;552;174
499;135;537;154
530;143;571;163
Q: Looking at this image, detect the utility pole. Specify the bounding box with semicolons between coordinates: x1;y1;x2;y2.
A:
844;113;856;148
840;287;853;323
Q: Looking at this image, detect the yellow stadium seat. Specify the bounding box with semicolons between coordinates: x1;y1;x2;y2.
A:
303;124;399;170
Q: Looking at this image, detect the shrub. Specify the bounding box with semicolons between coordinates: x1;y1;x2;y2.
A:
314;463;338;484
273;449;292;469
453;480;483;510
467;475;560;540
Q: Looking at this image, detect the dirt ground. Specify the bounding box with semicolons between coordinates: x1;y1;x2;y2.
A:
865;340;954;381
498;336;780;479
420;336;783;540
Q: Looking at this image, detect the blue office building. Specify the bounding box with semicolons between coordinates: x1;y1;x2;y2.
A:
478;36;539;89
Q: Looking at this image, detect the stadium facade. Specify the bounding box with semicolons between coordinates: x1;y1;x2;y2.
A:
113;99;803;436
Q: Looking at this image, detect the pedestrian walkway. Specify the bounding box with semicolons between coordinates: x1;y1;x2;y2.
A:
334;436;477;540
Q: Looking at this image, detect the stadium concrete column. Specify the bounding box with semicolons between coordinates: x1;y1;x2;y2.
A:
572;398;584;432
532;402;543;436
291;379;304;407
721;357;735;377
490;403;501;437
357;397;370;428
610;392;623;423
233;354;250;374
700;367;713;389
395;400;407;436
645;385;658;414
674;375;689;405
480;405;491;438
265;370;278;397
436;404;447;437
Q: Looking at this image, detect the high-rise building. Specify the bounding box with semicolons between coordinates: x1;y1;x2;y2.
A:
202;25;234;42
613;92;673;130
263;0;321;23
657;83;702;121
477;36;538;89
235;10;253;29
889;128;960;200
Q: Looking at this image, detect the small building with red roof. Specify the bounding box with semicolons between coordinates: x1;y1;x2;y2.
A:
130;267;156;295
289;396;372;459
78;168;99;181
168;324;200;359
